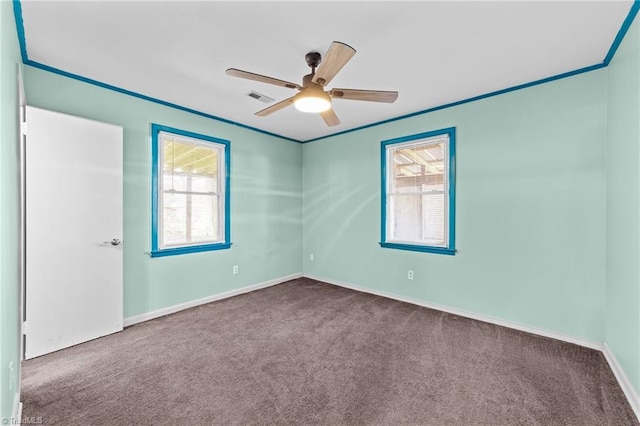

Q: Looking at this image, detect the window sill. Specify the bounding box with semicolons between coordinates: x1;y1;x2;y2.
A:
150;242;232;258
379;242;456;256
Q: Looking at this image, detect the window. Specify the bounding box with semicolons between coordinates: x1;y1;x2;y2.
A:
380;127;456;255
151;124;230;257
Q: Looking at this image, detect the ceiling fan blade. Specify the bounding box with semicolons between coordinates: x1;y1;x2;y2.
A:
320;108;340;127
312;41;356;87
330;88;398;103
255;96;296;117
226;68;301;90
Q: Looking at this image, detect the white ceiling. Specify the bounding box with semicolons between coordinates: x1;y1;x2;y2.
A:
19;1;633;142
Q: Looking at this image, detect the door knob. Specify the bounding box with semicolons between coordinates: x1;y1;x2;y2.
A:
104;238;121;246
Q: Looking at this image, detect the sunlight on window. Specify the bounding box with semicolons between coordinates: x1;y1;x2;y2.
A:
389;142;446;245
160;135;222;248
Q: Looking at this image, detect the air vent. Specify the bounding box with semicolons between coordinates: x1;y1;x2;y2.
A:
247;91;274;104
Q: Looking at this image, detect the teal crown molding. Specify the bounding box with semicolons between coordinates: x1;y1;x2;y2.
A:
12;0;640;144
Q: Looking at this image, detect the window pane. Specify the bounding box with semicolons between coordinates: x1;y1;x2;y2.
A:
163;138;218;191
163;192;187;245
191;175;217;194
391;142;445;194
190;194;218;243
388;194;423;241
163;174;187;192
163;139;218;176
388;193;447;247
162;193;219;246
421;192;446;246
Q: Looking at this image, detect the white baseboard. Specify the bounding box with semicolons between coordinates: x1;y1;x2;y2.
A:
123;273;302;327
303;274;603;351
603;343;640;421
11;395;21;423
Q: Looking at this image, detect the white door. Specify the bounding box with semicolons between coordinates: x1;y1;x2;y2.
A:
25;106;123;359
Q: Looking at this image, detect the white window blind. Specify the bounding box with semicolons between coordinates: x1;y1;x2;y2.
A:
158;131;225;249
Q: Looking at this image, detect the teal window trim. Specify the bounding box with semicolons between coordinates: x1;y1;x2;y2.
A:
380;127;456;256
150;123;231;257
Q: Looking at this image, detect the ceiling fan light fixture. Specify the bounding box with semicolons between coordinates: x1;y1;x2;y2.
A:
294;90;331;113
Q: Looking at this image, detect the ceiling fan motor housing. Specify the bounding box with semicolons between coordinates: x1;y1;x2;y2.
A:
305;51;322;69
302;73;323;89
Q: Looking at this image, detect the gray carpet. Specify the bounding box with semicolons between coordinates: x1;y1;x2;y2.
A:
22;278;638;425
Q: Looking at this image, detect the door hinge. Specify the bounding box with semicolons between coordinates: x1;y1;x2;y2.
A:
20;121;27;137
22;321;27;335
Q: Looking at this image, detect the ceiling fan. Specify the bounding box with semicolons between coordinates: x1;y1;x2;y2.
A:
226;41;398;127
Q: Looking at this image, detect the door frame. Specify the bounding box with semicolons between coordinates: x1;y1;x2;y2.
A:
16;62;26;419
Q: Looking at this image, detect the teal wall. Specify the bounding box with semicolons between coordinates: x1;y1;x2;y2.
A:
606;15;640;395
23;67;303;319
0;0;21;421
303;70;608;344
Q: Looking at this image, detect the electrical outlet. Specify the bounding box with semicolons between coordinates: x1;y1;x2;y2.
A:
408;270;414;280
233;265;239;275
310;253;314;261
